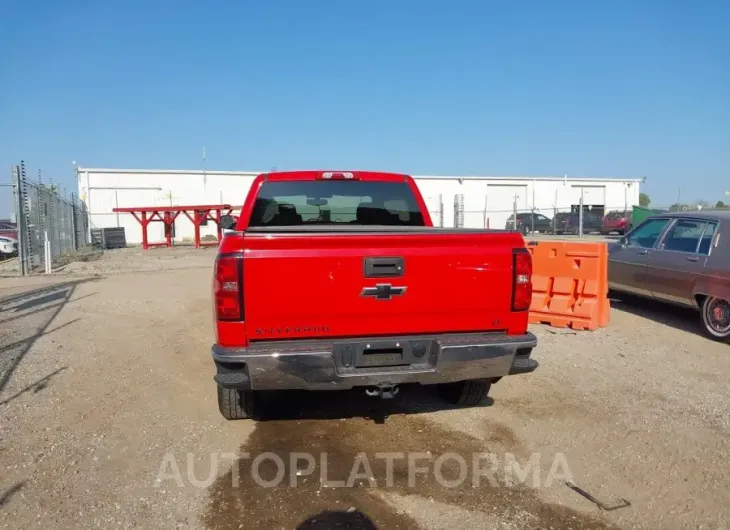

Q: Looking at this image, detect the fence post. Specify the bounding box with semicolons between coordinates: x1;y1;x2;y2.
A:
12;165;28;276
578;190;584;237
44;230;51;274
482;193;488;229
71;192;78;249
438;193;444;228
531;207;535;233
22;162;34;272
453;194;464;228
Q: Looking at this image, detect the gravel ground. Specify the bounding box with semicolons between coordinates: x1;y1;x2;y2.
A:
1;247;728;529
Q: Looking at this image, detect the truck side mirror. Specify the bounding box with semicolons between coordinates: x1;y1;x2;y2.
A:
220;215;237;231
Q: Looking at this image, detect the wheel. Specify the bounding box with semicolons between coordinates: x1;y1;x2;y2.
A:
217;386;256;420
438;379;492;406
701;296;730;341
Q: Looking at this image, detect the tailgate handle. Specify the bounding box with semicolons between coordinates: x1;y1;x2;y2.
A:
364;257;404;277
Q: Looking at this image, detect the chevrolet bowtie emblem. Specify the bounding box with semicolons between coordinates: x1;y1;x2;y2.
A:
360;283;407;300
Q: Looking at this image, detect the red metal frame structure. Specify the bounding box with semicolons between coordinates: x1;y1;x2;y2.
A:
112;204;233;250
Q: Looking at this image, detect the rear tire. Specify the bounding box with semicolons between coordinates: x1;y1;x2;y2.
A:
217;386;256;420
700;296;730;342
438;379;492;406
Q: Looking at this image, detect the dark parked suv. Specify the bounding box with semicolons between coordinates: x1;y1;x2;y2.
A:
553;212;602;234
608;211;730;341
505;213;553;234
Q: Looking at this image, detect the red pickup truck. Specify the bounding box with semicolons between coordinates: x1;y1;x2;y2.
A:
212;171;538;420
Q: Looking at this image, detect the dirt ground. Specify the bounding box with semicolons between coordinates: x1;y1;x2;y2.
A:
1;247;728;530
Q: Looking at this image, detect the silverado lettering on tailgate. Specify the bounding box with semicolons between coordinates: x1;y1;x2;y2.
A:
255;326;330;335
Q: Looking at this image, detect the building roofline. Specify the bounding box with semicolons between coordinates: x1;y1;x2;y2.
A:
412;175;644;183
76;167;262;177
76;167;644;184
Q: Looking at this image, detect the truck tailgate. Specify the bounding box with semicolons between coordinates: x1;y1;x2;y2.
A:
241;229;525;341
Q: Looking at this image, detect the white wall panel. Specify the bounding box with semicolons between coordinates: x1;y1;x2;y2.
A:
569;185;606;207
79;168;642;244
484;185;528;229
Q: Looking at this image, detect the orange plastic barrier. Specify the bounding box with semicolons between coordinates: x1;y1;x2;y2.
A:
526;241;610;331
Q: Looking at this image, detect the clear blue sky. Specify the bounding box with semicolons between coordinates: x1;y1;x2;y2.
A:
1;0;728;212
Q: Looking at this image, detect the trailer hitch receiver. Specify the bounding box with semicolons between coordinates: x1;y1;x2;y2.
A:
365;384;400;399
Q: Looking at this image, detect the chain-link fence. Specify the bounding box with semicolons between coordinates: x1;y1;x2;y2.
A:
457;199;729;236
452;190;641;236
6;162;90;275
496;205;633;236
0;175;19;274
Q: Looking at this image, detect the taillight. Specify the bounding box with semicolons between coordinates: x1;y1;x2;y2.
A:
511;248;532;312
214;254;243;321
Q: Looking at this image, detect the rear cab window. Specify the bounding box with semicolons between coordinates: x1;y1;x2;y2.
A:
248;180;426;227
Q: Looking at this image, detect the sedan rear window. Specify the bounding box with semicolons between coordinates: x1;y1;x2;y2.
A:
663;220;709;253
248;181;425;227
698;223;717;255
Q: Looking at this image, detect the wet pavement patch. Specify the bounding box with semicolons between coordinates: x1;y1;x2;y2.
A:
203;387;620;529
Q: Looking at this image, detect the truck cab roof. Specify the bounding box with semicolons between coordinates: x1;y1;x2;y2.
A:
260;171;411;182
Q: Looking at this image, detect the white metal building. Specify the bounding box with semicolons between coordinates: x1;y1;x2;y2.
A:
76;167;642;245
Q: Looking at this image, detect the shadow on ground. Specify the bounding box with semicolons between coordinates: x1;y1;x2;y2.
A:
0;277;100;395
0;366;68;406
254;384;493;424
609;292;705;338
0;481;25;508
295;509;378;529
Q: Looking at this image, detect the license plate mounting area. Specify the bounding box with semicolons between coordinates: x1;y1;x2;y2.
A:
333;337;438;374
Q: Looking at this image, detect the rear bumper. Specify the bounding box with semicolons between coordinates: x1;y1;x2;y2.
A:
212;331;538;391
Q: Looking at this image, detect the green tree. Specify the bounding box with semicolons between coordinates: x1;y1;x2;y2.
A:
40;183;59;195
639;192;651;207
716;200;727;208
669;203;697;212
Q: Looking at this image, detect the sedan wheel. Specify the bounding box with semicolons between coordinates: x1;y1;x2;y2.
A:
701;296;730;341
